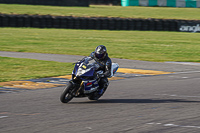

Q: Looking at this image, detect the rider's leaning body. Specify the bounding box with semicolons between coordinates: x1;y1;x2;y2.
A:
83;45;112;94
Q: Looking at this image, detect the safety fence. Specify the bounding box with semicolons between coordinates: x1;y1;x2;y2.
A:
0;14;200;32
121;0;200;8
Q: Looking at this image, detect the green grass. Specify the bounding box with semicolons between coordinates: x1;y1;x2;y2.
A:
0;57;73;82
1;4;200;82
0;4;200;20
0;28;200;62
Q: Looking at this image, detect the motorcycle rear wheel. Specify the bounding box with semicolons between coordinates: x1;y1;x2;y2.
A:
88;93;101;100
88;87;107;100
60;82;74;103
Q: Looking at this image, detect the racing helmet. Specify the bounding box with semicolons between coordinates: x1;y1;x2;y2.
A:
95;45;107;60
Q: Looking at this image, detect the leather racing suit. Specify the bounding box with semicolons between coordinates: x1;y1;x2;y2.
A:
89;51;112;94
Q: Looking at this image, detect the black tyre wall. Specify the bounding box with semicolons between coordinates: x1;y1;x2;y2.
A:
1;13;200;32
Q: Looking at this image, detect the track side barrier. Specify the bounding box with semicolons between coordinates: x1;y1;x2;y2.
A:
0;14;200;32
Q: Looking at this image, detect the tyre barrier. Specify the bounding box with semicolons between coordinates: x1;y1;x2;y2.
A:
0;14;200;32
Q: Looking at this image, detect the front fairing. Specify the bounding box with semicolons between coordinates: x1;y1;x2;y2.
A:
83;79;99;94
71;58;101;95
72;58;100;78
76;64;95;77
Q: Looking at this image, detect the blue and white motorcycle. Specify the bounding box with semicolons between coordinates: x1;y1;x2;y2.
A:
60;57;119;103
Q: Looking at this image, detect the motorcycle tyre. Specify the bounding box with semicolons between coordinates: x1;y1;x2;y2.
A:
88;93;100;100
88;88;107;100
60;82;74;103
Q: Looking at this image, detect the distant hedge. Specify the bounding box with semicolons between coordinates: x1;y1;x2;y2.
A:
0;0;120;6
90;0;121;5
0;14;200;32
0;0;89;7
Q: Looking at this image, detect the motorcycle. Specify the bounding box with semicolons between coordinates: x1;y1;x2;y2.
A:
60;57;119;103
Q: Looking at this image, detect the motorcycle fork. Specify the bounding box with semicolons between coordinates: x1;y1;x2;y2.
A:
75;81;84;96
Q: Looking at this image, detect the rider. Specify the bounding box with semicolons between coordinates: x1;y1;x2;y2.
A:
89;45;112;95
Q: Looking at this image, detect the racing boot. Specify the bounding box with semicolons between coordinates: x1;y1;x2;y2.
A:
98;81;109;95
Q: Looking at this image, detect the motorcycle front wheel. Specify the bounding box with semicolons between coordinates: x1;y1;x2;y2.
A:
60;82;74;103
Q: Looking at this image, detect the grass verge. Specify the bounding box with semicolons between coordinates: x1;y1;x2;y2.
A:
0;4;200;20
0;57;73;82
0;28;200;62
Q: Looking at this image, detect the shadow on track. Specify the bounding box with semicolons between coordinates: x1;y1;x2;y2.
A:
69;99;200;104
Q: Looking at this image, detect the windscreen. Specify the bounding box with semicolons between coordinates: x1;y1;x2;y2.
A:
84;57;100;70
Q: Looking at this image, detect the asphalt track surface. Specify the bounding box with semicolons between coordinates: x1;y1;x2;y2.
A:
1;51;200;133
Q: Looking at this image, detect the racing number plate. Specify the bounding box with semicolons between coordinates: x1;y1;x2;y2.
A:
82;65;87;69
